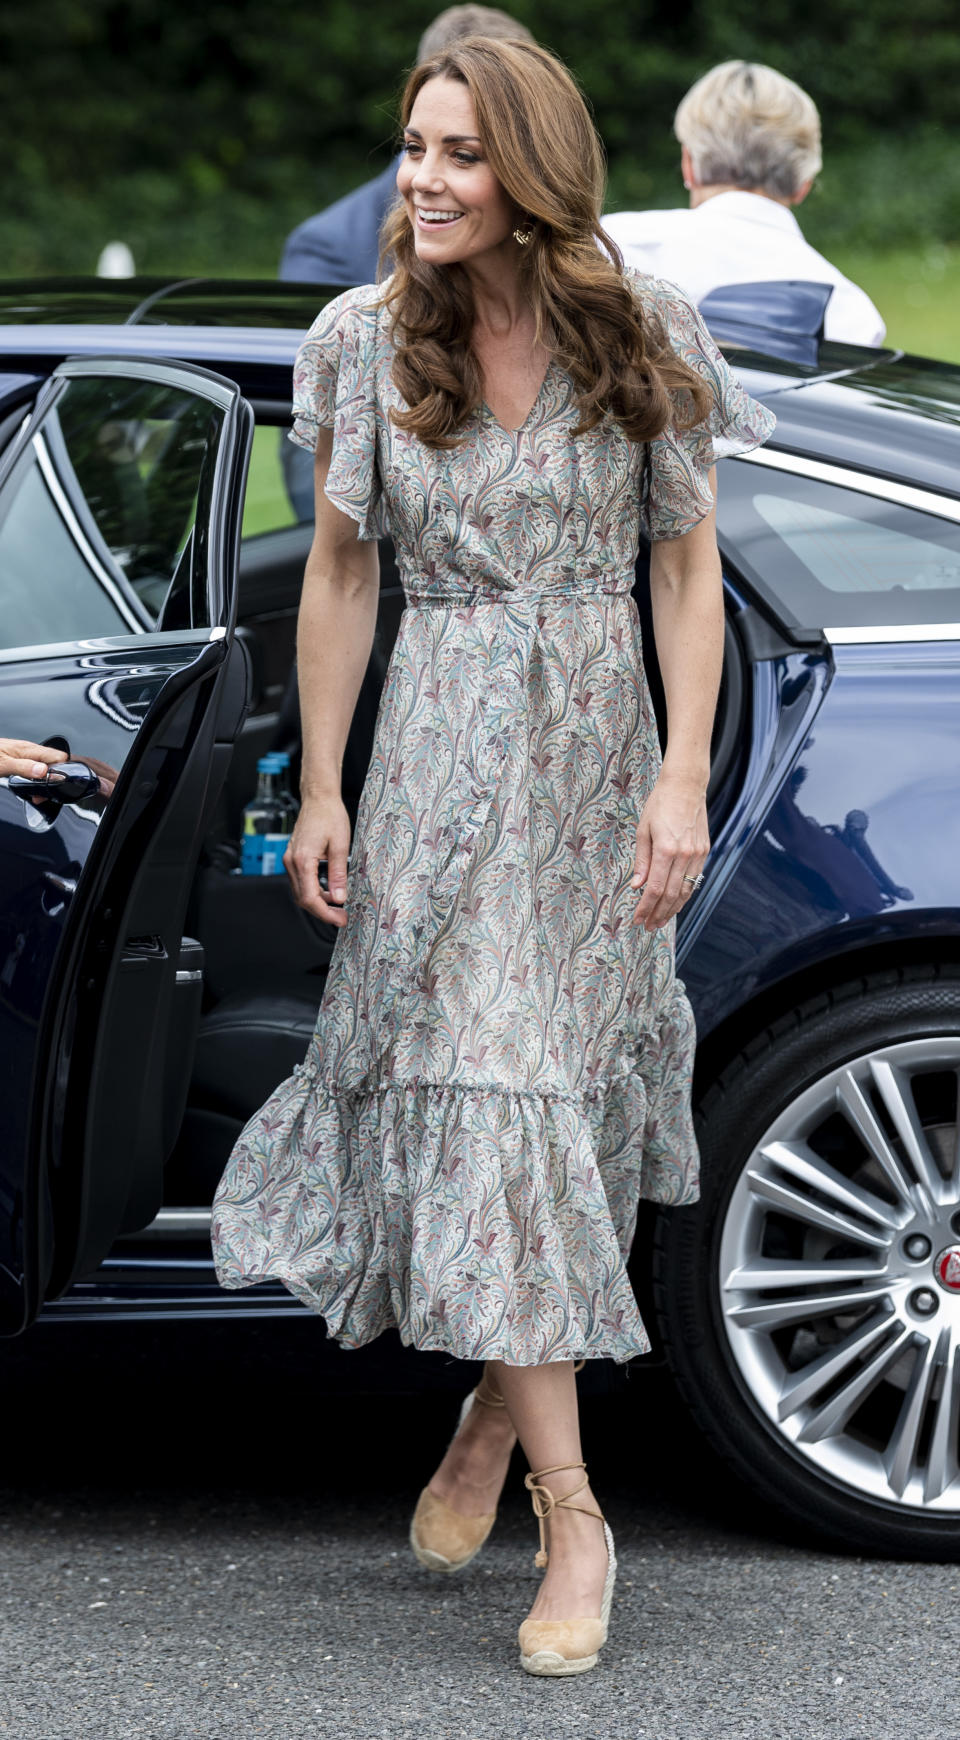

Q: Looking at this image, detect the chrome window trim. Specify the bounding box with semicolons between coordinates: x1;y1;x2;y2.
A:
731;448;960;644
33;431;146;634
736;446;960;526
824;622;960;645
55;353;237;410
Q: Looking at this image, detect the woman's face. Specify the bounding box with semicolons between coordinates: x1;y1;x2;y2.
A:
397;77;517;270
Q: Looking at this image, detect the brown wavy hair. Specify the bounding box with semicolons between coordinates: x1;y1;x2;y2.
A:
379;37;713;448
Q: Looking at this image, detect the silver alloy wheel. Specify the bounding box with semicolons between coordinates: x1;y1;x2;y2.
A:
719;1036;960;1513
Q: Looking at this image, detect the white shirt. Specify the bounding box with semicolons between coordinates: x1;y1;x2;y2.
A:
604;191;886;348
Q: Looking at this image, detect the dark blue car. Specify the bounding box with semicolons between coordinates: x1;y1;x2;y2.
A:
1;278;959;1560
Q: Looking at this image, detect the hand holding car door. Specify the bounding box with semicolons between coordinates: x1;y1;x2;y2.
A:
1;740;119;800
0;739;69;781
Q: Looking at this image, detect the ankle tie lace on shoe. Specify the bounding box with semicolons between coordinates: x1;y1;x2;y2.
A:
523;1462;603;1569
472;1374;507;1409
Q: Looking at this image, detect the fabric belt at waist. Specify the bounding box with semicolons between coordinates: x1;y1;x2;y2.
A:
405;572;634;608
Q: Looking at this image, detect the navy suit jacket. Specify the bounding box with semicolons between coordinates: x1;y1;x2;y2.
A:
279;157;401;287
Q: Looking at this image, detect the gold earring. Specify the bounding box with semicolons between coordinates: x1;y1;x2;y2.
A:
513;218;535;245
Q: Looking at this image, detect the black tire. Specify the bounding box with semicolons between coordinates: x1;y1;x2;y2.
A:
654;963;960;1560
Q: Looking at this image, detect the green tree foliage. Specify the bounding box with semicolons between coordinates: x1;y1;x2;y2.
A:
0;0;957;273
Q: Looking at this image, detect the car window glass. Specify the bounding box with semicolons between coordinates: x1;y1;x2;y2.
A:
241;424;313;539
753;493;960;594
0;454;133;648
718;460;960;631
0;373;225;649
241;425;307;540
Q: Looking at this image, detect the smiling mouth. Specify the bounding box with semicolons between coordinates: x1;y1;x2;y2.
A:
415;208;465;229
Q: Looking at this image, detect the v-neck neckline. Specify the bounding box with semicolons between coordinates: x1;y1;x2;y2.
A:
481;356;556;437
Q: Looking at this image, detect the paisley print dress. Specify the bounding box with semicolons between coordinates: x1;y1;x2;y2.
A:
211;270;775;1364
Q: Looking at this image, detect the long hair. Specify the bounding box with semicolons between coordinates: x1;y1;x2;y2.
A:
379;37;712;448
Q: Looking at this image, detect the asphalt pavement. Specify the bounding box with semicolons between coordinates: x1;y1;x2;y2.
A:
1;1321;957;1740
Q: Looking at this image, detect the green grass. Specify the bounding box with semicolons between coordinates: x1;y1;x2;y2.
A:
241;425;298;539
832;246;960;362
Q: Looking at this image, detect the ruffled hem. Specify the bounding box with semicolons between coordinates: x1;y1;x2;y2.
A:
210;991;699;1366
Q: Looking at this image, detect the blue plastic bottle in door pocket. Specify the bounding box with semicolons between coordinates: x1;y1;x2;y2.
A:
241;755;299;875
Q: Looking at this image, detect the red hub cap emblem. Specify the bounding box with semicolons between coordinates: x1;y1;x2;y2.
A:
935;1247;960;1292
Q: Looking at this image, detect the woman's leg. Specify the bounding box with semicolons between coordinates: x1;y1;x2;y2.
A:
426;1362;518;1516
490;1359;609;1621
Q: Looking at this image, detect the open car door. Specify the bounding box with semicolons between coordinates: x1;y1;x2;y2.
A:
0;355;253;1334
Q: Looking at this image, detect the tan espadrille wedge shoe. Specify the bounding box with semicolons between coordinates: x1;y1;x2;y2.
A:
409;1372;510;1573
517;1462;617;1677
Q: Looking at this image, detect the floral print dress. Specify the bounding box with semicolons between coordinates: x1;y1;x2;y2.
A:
211;270;775;1364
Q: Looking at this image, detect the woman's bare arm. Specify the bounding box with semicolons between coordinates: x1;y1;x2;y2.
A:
631;469;723;930
283;427;380;925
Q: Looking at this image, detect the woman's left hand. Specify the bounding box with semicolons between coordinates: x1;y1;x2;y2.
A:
631;770;710;930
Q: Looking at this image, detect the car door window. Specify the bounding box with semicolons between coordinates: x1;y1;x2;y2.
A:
752;491;960;594
717;460;960;632
0;373;226;649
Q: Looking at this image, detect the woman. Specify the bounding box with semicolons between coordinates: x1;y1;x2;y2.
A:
212;36;774;1677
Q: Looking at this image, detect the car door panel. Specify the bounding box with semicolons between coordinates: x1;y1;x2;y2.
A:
48;637;251;1284
0;356;253;1334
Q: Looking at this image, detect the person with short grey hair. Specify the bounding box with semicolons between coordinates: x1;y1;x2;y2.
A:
605;60;885;347
417;4;534;62
676;59;821;201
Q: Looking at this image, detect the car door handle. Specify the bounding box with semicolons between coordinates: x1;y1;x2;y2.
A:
8;761;100;803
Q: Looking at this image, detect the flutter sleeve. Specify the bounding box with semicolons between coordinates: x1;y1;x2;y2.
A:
289;284;389;540
631;270;776;542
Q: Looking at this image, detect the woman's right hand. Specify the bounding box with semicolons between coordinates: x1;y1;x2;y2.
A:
284;793;352;927
0;739;69;780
